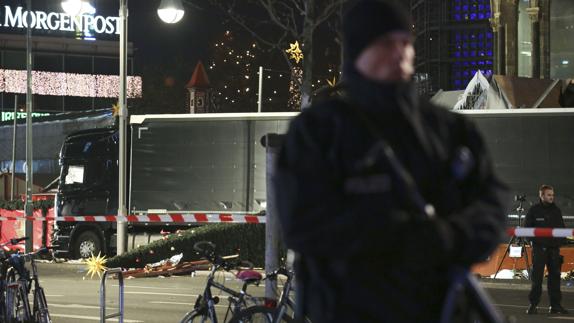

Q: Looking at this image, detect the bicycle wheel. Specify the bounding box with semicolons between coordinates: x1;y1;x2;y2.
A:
33;287;51;323
180;309;214;323
229;306;285;323
0;279;7;322
5;281;31;323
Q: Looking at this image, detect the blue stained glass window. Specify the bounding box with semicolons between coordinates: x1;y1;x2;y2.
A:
452;0;490;22
450;2;494;90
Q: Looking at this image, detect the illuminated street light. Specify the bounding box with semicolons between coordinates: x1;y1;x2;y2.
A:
61;0;96;15
158;0;185;24
61;0;84;15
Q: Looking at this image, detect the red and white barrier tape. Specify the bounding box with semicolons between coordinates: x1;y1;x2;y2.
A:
507;227;574;238
0;213;265;224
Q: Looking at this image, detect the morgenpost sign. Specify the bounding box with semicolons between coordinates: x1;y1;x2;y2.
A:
0;6;120;35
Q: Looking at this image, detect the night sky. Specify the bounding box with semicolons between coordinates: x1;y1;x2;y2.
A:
89;1;225;68
4;1;223;73
131;3;223;66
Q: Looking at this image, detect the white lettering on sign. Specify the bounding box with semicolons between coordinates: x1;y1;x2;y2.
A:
1;111;50;122
1;6;120;35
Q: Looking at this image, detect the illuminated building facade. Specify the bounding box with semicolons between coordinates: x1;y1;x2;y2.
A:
0;1;139;116
411;0;574;95
411;0;494;94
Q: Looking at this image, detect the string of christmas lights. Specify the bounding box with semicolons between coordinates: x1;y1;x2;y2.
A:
0;69;142;98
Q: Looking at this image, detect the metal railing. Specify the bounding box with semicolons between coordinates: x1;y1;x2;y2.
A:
100;267;124;323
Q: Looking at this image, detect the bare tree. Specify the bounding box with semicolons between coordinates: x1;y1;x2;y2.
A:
185;0;346;110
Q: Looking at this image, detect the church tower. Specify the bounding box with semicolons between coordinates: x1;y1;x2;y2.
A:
186;61;212;113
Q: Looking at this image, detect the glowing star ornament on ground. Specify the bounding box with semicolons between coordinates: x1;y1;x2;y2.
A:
112;103;120;117
286;41;304;64
327;76;338;87
84;253;108;279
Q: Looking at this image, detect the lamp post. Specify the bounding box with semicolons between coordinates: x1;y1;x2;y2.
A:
117;0;128;256
25;0;33;253
62;0;184;255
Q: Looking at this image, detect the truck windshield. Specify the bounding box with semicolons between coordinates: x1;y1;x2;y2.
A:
60;137;117;192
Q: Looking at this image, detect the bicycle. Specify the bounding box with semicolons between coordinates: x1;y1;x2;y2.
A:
4;247;52;323
0;237;29;322
229;267;299;323
180;241;265;323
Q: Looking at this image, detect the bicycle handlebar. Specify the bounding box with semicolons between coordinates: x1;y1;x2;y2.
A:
194;241;216;255
0;237;29;249
9;237;29;246
265;267;292;280
193;241;253;272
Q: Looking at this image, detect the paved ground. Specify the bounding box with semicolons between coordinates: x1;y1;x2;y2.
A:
34;261;574;322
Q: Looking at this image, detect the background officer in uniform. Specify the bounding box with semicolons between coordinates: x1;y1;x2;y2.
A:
525;184;568;315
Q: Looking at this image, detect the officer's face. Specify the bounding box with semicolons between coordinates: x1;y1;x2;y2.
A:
540;189;555;204
354;31;415;83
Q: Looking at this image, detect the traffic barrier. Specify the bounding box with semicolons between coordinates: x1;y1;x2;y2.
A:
0;208;53;250
507;227;574;238
0;209;265;224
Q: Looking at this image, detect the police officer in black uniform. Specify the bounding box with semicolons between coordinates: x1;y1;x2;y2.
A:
274;0;509;322
525;185;569;315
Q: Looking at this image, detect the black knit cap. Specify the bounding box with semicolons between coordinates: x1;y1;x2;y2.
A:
343;0;413;65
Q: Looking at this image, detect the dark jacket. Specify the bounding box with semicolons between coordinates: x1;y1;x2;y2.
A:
524;201;565;248
274;72;509;322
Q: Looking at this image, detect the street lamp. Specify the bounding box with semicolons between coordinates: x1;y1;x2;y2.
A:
158;0;185;24
61;0;184;256
61;0;83;16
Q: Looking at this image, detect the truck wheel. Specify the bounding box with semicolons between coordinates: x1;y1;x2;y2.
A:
73;231;102;259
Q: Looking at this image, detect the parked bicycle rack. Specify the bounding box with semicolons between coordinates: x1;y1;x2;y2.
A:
100;267;124;323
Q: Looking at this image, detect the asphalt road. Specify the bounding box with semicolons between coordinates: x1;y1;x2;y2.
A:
38;261;267;323
34;262;574;322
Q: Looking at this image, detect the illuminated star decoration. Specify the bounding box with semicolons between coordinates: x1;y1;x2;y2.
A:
84;252;108;279
112;102;120;117
327;76;338;87
286;41;304;64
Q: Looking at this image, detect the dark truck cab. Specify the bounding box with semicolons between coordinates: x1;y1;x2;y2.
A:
53;127;119;258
